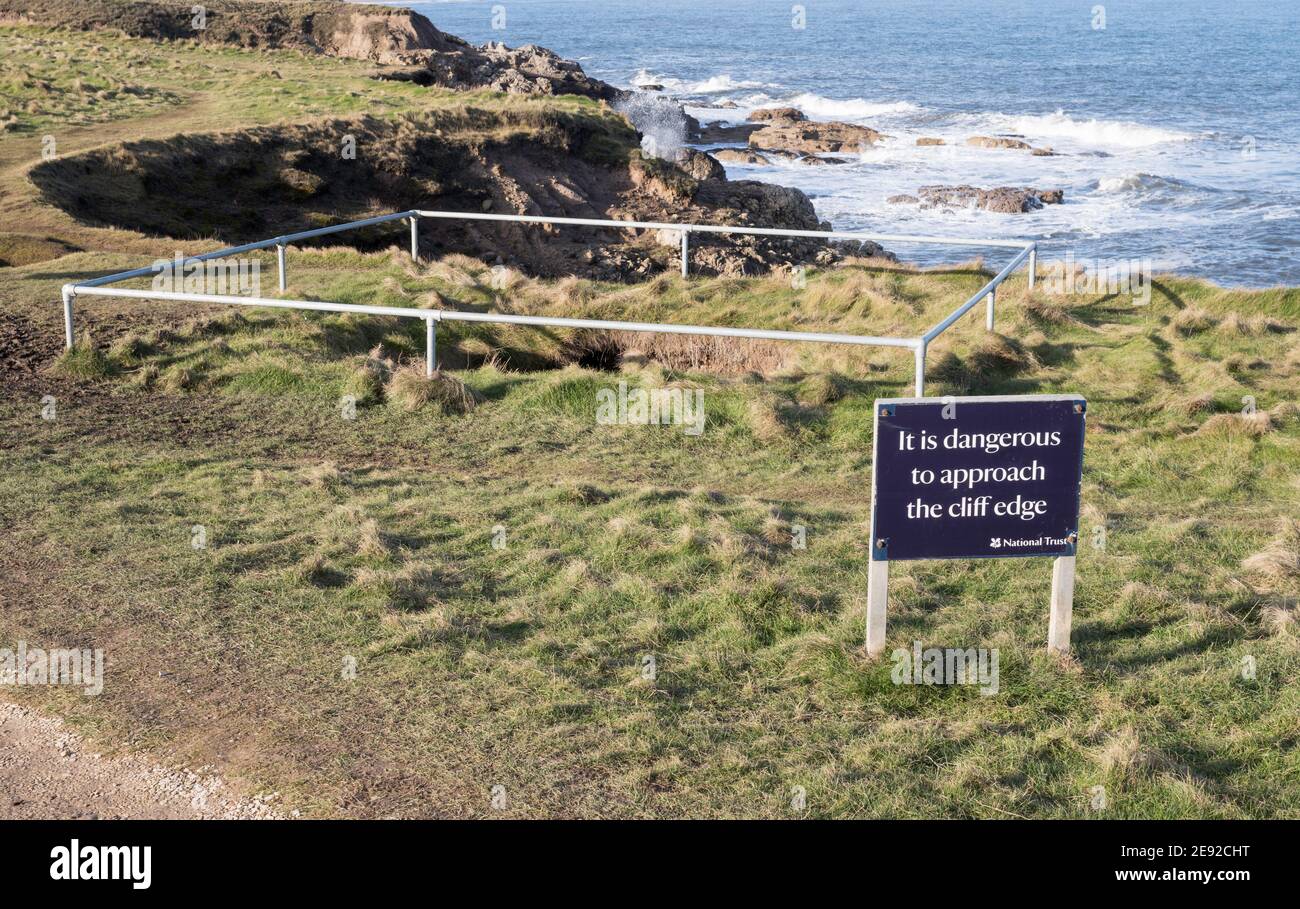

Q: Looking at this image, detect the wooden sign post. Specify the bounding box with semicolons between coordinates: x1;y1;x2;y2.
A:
866;394;1086;656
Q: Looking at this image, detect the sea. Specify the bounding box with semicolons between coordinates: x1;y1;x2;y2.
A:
401;0;1300;286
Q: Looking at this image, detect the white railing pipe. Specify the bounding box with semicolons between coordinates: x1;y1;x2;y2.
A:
63;208;1038;401
70;285;920;351
414;209;1031;249
923;245;1032;343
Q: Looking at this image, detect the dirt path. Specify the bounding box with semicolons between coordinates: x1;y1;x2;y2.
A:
0;700;289;820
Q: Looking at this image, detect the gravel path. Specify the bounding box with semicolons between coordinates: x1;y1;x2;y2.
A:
0;701;288;820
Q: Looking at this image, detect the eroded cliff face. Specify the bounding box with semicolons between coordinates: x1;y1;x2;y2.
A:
30;109;836;279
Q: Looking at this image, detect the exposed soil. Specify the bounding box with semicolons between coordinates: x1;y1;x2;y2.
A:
0;311;59;378
30;111;835;281
0;700;287;819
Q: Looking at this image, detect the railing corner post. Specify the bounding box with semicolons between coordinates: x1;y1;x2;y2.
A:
1028;243;1037;291
986;287;996;331
913;339;927;397
410;215;420;264
276;244;287;293
61;285;75;350
680;228;690;279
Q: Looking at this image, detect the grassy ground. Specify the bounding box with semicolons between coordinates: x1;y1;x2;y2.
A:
2;243;1298;818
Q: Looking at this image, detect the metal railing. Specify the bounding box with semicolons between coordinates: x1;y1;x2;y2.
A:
61;209;1038;396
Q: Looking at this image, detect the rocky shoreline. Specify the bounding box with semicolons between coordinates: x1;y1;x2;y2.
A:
680;103;1065;214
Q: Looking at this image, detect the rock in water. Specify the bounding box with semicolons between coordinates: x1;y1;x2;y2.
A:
709;148;773;165
966;135;1033;150
675;149;727;182
889;185;1066;213
748;107;807;123
695;180;821;228
691;120;764;144
748;120;885;154
966;135;1056;155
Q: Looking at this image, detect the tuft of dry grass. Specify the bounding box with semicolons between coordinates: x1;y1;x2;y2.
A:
355;518;389;560
968;332;1036;374
1261;600;1297;637
301;461;341;488
1241;520;1300;588
354;562;442;612
1020;291;1075;325
384;365;482;414
1195;411;1275;438
1098;726;1168;783
675;524;704;549
760;509;790;546
1172;307;1217;336
160;365;195;391
1166;392;1215;417
930;333;1035;392
1216;312;1291;336
746;396;790;441
796;372;843;407
127;363;160;389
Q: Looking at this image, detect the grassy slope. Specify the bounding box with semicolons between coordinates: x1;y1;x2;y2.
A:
3;246;1299;818
1;24;1299;818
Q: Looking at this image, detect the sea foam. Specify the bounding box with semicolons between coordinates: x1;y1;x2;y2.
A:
1002;110;1194;149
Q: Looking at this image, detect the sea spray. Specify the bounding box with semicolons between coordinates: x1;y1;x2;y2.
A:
615;93;689;160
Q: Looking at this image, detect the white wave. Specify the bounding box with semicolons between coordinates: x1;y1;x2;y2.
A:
627;70;771;95
1002;110;1194;149
779;92;922;122
688;73;769;93
1096;173;1161;193
629;68;666;87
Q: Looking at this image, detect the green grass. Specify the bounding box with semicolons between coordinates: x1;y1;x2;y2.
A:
0;23;607;138
2;248;1298;818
